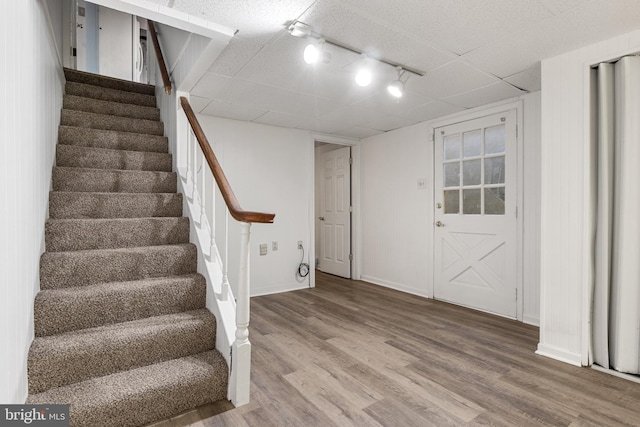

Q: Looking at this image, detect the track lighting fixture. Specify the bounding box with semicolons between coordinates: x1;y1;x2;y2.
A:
287;20;424;94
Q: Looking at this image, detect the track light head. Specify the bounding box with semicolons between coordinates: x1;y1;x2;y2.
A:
303;40;331;65
387;80;404;97
355;68;373;87
387;67;407;97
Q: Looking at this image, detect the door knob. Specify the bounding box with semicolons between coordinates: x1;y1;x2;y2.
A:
319;217;325;221
436;221;444;227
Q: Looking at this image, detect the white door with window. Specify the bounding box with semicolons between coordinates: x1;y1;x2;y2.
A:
433;111;517;318
320;146;351;278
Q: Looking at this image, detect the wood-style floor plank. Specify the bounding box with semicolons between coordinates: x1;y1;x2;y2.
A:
155;271;640;426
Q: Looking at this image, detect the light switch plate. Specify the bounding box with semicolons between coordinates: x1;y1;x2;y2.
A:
259;244;267;256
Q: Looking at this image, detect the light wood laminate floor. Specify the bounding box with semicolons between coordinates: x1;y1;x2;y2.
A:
150;271;640;426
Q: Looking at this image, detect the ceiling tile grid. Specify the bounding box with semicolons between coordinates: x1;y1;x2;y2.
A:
160;0;640;139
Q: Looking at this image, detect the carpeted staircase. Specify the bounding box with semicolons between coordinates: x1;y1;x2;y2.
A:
26;69;229;427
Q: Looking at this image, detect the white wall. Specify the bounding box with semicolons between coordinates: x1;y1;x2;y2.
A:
359;92;542;323
538;29;640;366
0;0;64;404
360;124;431;297
197;116;314;296
522;91;542;325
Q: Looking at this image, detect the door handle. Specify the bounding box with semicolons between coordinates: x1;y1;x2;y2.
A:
319;217;325;221
436;221;444;227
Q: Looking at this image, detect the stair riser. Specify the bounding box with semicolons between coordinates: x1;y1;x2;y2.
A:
29;311;216;394
35;275;206;336
64;68;156;95
56;144;173;172
49;192;182;219
58;126;168;153
27;351;228;427
53;167;177;193
65;82;157;107
40;244;197;290
45;218;190;252
61;109;164;136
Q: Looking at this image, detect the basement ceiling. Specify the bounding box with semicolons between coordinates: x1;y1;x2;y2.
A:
153;0;640;139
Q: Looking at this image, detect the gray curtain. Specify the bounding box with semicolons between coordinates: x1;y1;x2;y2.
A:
592;56;640;374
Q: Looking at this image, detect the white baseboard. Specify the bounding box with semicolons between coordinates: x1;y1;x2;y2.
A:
360;275;431;299
523;315;540;326
535;343;582;366
250;283;309;297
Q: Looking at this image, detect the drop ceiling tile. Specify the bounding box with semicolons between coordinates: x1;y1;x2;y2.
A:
171;0;316;43
538;0;591;15
208;37;265;77
338;0;554;55
299;0;456;73
254;111;321;131
406;60;499;99
463;0;640;77
316;104;384;130
360;115;415;132
191;72;337;118
191;72;234;99
504;64;541;92
200;100;267;122
443;82;524;109
352;89;434;116
333;127;384;139
403;101;466;123
188;96;212;113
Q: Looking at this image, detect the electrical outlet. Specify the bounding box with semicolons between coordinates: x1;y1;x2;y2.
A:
298;241;303;250
272;241;278;251
259;244;267;256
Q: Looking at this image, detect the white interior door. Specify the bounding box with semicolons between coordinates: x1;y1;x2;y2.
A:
320;146;351;278
433;111;517;318
98;6;134;80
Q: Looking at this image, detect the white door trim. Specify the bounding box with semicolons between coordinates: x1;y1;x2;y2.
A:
309;134;361;289
426;99;524;321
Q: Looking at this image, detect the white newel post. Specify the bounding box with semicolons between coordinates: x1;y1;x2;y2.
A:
230;221;252;406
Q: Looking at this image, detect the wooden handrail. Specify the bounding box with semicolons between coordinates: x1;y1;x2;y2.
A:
180;96;275;224
147;20;172;95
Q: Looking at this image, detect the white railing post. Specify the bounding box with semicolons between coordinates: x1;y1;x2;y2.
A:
230;221;251;406
220;209;230;301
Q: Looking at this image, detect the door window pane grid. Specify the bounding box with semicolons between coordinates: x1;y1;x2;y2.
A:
441;124;506;215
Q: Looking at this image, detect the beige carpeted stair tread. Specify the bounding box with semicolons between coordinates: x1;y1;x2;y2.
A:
65;81;157;107
27;350;228;427
29;309;216;394
49;191;182;219
63;94;160;121
58;126;168;153
35;274;206;336
56;144;172;172
64;68;156;95
53;166;177;193
61;109;164;136
39;244;197;289
45;217;190;252
29;69;229;425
